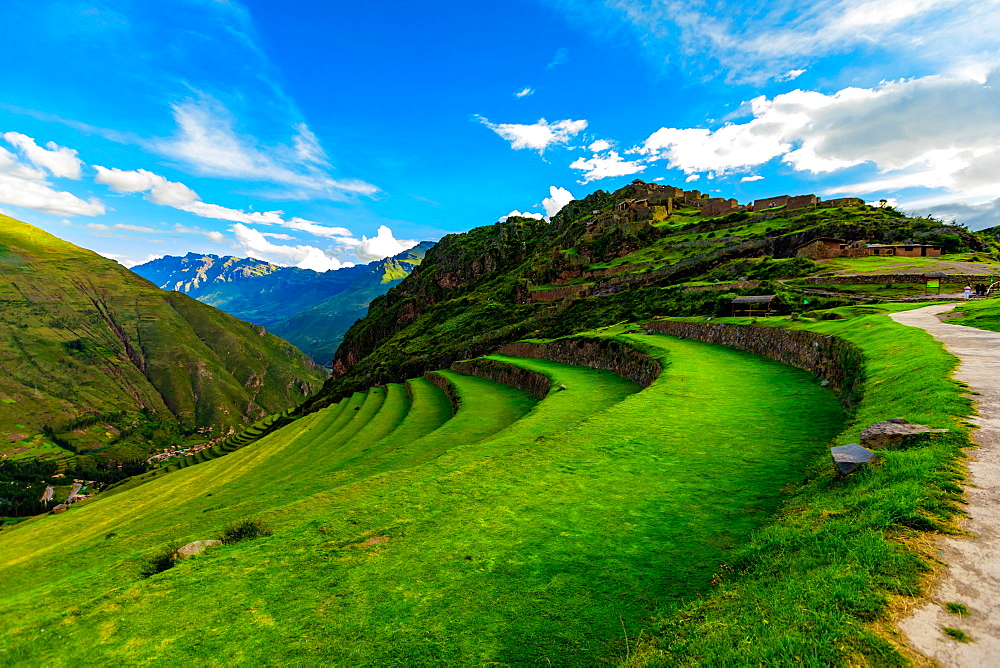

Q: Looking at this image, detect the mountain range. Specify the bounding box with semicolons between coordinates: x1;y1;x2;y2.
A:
131;242;433;364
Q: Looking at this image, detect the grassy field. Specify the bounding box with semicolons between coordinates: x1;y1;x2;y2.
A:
951;297;1000;331
0;341;842;665
630;305;973;665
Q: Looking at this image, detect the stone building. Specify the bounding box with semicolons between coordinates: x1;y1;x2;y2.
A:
794;238;868;260
701;198;744;217
866;244;942;257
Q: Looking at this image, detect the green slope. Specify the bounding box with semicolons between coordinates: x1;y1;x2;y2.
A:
0;339;843;665
0;215;325;460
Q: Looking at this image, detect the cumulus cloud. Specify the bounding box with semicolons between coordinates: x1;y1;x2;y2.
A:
2;132;83;179
913;197;1000;230
588;139;612;152
0;138;104;217
515;88;535;98
499;210;545;222
94;166;199;205
541;186;575;218
172;224;226;243
740;175;764;182
354;225;419;262
632;71;1000;201
569;151;646;183
478;116;588;152
231;223;353;272
152;95;378;198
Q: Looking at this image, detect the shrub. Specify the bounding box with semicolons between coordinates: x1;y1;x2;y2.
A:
139;542;181;578
219;518;273;545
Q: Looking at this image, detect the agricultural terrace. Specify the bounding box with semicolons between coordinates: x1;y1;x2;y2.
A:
0;336;842;665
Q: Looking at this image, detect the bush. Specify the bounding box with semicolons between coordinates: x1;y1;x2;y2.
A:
219;518;273;545
139;543;181;578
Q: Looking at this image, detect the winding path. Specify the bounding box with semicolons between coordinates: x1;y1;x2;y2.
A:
891;304;1000;665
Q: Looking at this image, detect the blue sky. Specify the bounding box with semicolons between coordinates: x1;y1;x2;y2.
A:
1;0;999;268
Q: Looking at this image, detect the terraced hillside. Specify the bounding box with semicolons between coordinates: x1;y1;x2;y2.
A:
0;333;844;665
318;180;998;404
0;216;325;463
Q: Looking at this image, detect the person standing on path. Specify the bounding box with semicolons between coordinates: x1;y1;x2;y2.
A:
964;285;972;299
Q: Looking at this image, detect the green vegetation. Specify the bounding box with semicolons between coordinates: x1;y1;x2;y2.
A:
0;215;325;514
950;297;1000;332
630;305;972;665
219;517;273;544
944;627;973;643
0;341;842;664
945;602;971;616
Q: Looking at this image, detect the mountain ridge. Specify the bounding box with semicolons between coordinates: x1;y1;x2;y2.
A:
132;242;434;363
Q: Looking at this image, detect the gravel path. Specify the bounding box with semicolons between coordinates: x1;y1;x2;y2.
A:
891;304;1000;665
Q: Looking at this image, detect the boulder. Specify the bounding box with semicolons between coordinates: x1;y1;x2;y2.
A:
173;539;222;560
860;418;948;450
831;443;877;475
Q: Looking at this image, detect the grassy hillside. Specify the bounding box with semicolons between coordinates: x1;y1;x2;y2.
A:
0;335;843;664
314;182;998;406
132;243;432;364
0;215;325;470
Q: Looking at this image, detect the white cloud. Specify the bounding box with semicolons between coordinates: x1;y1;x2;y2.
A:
546;48;569;70
685;174;701;182
94;166;199;205
569;151;646;183
283;218;354;238
261;232;294;240
541;186;575;218
0;143;104;217
152;95;378;198
94;166;357;238
515;88;535;98
0;135;103;217
631;71;1000;203
231;223;353;272
85;223;159;233
778;69;807;82
740;175;765;182
588;139;612;152
499;210;545;222
2;132;83;179
596;0;989;83
172;223;227;243
354;225;419;262
478;116;588;152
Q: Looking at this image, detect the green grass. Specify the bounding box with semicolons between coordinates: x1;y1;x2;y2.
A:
943;627;973;643
950;297;1000;332
631;307;972;666
945;602;970;616
0;344;842;665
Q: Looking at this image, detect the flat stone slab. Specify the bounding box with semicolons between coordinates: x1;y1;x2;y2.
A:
173;539;222;560
860;418;948;450
831;443;877;475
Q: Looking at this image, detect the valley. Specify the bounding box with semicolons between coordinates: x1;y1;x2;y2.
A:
1;181;996;664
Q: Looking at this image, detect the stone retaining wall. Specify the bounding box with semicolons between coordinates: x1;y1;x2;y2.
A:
423;372;459;413
450;359;550;399
644;321;864;410
497;337;661;388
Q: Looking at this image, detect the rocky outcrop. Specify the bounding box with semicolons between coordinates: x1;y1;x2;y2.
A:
831;443;878;475
172;539;222;559
450;359;551;399
860;418;948;449
497;337;661;387
644;320;864;409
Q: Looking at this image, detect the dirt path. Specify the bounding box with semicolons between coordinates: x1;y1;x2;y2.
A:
890;304;1000;665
